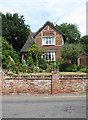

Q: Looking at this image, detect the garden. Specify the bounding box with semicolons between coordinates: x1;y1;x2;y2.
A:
1;13;88;75
6;43;88;75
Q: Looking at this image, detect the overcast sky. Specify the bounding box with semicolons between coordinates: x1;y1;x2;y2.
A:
0;0;87;36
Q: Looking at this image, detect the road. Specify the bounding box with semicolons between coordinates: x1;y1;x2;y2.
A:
1;95;87;118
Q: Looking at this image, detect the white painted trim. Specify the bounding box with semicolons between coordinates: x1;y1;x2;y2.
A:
62;36;64;45
42;30;54;31
36;35;62;38
41;51;56;61
48;26;49;30
42;37;55;46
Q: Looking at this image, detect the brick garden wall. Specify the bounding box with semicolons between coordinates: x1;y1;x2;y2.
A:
0;70;88;95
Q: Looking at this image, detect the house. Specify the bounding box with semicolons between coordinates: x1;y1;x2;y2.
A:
78;53;88;68
20;21;65;63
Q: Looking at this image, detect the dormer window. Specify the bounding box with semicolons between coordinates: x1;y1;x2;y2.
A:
42;37;55;45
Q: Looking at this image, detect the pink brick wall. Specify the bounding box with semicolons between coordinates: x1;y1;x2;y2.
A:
0;71;87;95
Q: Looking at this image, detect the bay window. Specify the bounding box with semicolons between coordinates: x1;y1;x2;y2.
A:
42;51;55;61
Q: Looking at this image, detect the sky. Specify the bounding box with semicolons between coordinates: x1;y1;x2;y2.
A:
0;0;87;36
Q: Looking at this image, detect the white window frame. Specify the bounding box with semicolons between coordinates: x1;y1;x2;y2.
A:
42;37;55;45
41;51;55;61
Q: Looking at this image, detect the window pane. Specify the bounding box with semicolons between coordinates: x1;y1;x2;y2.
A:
43;54;45;59
49;38;51;44
46;54;48;60
46;38;48;44
52;38;55;44
43;38;45;45
52;52;55;61
52;53;54;60
49;52;51;60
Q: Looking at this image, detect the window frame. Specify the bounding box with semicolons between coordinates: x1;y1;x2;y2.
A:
42;51;55;61
42;37;55;45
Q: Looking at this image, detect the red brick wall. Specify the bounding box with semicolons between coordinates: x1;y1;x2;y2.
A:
1;75;52;95
0;71;87;95
52;70;87;95
35;25;64;59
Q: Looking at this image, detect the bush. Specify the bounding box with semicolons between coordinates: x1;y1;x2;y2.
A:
56;58;72;72
76;64;86;71
40;69;43;73
65;66;74;72
79;68;88;73
33;66;39;73
39;58;47;70
85;69;88;73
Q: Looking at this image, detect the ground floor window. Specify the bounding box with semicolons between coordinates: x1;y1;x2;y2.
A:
42;51;55;61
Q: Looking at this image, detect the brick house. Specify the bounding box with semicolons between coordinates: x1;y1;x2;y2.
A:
20;21;65;63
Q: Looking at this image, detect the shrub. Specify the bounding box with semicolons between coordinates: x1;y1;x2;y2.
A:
85;69;88;73
76;64;86;71
40;69;43;73
33;66;39;73
56;58;72;72
79;68;88;73
39;58;47;70
65;66;74;72
71;64;77;72
26;56;34;72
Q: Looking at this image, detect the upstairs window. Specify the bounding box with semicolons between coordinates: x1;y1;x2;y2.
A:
42;37;55;45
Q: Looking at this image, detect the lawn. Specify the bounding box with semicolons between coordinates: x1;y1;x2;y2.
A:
7;72;87;76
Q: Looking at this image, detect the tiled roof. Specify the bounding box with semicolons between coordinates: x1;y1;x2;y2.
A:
33;21;65;38
20;33;35;53
20;21;65;53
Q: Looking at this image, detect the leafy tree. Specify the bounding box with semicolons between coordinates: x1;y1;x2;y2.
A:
56;23;81;43
1;37;20;69
2;13;30;51
79;35;88;54
61;43;84;64
27;43;47;66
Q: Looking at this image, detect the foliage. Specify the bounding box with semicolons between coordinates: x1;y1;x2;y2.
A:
1;37;20;69
33;66;39;73
7;60;33;74
26;56;34;72
56;57;86;72
40;69;43;73
27;43;47;66
61;43;84;64
76;64;86;71
2;13;30;51
56;58;72;72
39;58;47;70
79;68;88;73
45;62;59;73
79;35;88;54
56;23;81;43
65;66;74;72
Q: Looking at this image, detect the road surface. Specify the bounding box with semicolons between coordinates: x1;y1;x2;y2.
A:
1;95;87;118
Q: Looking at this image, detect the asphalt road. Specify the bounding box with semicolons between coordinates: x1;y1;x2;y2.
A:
1;95;87;118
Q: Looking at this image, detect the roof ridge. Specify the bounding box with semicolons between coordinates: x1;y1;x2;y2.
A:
33;21;65;38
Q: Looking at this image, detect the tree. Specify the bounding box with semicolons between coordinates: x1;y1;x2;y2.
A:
56;23;81;44
27;43;47;66
61;43;84;64
2;13;30;51
1;37;20;69
79;35;88;54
